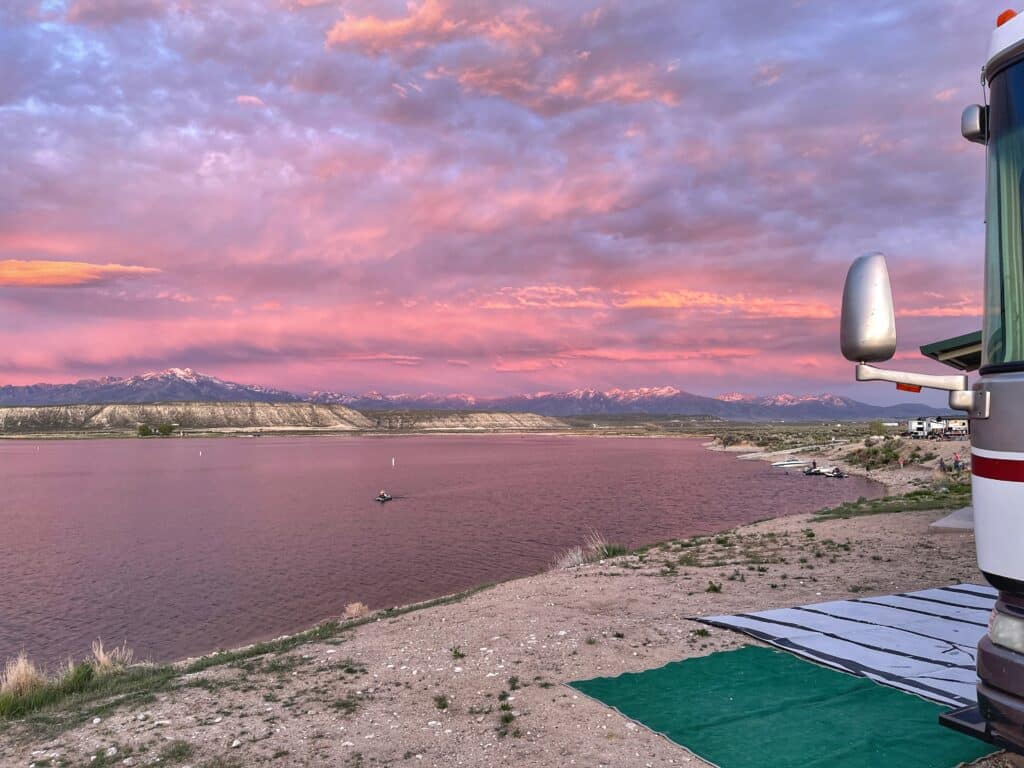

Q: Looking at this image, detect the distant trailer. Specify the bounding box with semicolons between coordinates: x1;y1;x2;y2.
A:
906;418;930;438
944;418;970;438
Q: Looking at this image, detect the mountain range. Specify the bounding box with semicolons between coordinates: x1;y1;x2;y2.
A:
0;368;946;420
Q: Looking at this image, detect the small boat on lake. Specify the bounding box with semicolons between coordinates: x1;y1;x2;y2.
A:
375;490;393;503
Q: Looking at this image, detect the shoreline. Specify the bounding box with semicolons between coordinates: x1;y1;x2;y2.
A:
1;498;992;767
704;435;970;496
2;432;888;670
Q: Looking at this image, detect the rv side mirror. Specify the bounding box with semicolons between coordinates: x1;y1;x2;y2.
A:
840;252;897;363
962;104;988;145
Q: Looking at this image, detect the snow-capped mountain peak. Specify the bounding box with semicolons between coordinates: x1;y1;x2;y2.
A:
0;372;942;420
715;392;756;402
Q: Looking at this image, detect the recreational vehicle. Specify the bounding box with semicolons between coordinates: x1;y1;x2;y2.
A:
839;8;1024;752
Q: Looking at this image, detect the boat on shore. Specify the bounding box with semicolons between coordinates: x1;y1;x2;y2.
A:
771;459;809;468
803;466;846;478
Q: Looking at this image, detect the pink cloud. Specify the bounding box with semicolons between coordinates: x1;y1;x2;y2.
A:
326;0;466;54
65;0;169;25
235;94;266;107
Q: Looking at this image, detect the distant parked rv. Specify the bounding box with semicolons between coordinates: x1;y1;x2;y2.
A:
906;417;930;438
942;418;969;438
905;416;969;439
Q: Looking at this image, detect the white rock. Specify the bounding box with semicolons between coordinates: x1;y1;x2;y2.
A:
92;717;102;725
105;747;118;757
230;739;241;749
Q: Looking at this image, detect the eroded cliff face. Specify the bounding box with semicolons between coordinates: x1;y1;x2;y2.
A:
363;410;566;431
0;403;565;434
0;402;374;433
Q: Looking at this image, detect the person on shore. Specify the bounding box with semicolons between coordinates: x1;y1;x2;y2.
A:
812;460;817;470
898;457;904;470
953;452;962;472
939;457;948;473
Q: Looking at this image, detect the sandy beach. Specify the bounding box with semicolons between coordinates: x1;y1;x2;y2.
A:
1;484;1007;767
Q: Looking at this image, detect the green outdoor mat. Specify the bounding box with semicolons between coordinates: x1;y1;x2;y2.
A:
569;646;992;768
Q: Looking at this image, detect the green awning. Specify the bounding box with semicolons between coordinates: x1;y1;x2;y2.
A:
920;330;982;372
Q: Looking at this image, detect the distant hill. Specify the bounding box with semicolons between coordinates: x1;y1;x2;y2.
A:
0;368;298;406
314;386;944;420
0;402;372;434
0;369;946;421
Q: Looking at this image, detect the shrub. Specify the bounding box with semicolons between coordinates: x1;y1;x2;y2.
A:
434;694;449;710
846;441;901;470
583;529;628;560
553;546;586;569
157;423;175;436
137;424;153;437
61;659;95;692
553;530;628;569
92;640;133;674
343;602;369;619
0;653;45;697
160;740;194;762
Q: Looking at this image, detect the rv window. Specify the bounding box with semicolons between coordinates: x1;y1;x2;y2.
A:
985;61;1024;365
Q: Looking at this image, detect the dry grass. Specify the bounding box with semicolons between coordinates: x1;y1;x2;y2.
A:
91;640;133;675
343;602;369;619
0;653;46;697
552;545;586;570
583;529;609;556
553;528;629;569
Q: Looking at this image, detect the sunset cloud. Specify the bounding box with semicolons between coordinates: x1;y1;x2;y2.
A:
65;0;168;26
0;0;987;404
0;260;159;288
613;290;836;319
235;94;266;107
326;0;465;54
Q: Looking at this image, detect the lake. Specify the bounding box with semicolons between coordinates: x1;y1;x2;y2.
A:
0;435;882;665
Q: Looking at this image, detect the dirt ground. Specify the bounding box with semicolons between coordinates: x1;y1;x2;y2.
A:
1;502;1010;768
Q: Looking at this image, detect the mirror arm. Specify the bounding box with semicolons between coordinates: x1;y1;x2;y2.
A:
855;363;966;391
855;364;990;419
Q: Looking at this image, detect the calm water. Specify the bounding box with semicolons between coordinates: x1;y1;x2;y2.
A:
0;435;882;665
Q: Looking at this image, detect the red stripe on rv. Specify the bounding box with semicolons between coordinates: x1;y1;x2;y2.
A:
973;454;1024;482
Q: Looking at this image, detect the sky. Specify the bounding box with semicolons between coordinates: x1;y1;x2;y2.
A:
0;0;998;402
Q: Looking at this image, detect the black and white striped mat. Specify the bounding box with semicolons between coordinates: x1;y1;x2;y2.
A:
699;584;996;707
